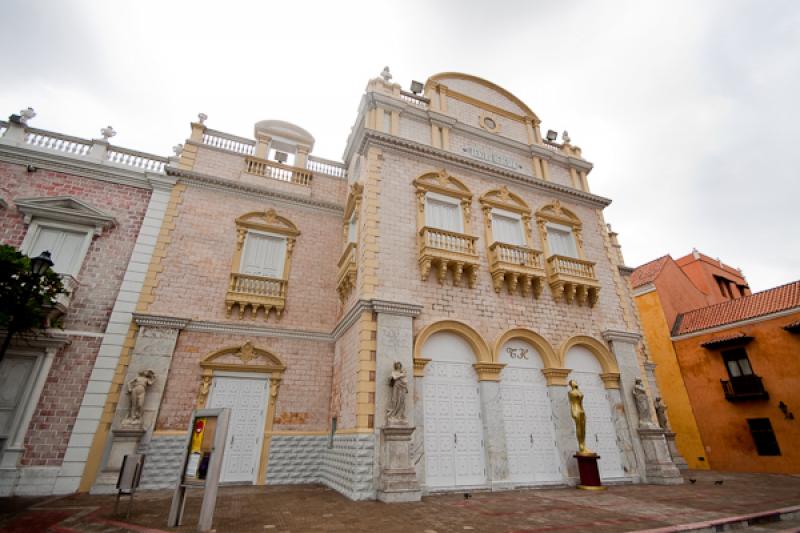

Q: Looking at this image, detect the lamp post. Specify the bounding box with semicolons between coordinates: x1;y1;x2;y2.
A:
0;250;56;364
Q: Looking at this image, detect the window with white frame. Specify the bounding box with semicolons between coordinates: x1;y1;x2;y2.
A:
546;223;578;258
491;209;524;245
25;225;89;275
425;193;463;232
240;231;287;278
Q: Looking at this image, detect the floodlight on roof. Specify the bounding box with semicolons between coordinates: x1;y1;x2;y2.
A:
274;151;289;164
410;81;423;94
546;130;558;142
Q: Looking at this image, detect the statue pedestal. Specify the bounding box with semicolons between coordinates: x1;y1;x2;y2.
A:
106;427;146;472
664;431;688;470
574;453;606;490
638;428;683;484
377;424;421;503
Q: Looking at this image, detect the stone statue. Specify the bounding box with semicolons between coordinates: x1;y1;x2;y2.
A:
380;66;392;82
632;378;655;428
655;397;670;430
386;361;408;425
123;369;156;426
568;380;591;455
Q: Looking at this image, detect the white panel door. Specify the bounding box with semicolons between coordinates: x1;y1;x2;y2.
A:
208;376;269;484
500;367;561;483
0;355;37;438
570;371;624;479
423;362;486;488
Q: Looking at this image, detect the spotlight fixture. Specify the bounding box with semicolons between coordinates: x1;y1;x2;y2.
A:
410;80;423;94
546;130;558;142
274;151;289;164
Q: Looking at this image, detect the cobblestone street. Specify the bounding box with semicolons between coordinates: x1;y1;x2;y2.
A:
2;471;799;533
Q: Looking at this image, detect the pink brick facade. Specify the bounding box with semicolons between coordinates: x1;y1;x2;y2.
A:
0;162;151;467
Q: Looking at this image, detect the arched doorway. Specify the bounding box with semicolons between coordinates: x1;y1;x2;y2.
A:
564;343;624;479
419;327;487;489
498;336;561;483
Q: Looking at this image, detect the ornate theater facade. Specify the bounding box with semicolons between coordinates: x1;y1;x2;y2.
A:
0;71;681;498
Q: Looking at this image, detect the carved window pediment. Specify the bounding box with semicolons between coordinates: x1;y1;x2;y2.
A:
413;169;472;202
479;186;530;216
535;200;582;229
200;341;286;375
235;209;300;241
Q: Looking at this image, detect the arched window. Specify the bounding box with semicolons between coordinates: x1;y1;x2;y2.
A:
226;209;299;319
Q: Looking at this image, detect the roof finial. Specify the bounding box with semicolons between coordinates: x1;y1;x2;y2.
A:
380;66;392;82
562;130;571;144
197;112;208;125
19;107;36;124
100;125;116;141
692;248;700;259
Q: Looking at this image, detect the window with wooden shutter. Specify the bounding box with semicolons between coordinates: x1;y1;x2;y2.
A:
491;210;524;245
28;226;88;275
425;194;462;232
546;223;578;258
240;232;287;278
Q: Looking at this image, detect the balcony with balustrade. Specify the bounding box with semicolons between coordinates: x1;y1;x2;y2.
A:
546;254;600;306
720;375;769;402
336;242;358;302
418;226;479;288
225;272;288;319
243;156;313;186
488;242;546;297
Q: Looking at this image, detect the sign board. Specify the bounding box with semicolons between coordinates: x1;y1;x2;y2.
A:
168;408;230;532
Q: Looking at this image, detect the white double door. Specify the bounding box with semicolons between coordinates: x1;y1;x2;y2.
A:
500;367;561;483
207;374;269;484
569;371;624;479
423;361;486;488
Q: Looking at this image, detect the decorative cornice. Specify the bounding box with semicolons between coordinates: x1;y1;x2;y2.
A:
371;300;423;317
0;145;160;190
473;362;506;381
353;131;611;209
602;329;642;344
133;313;191;329
332;299;373;340
187;319;331;342
413;357;431;377
599;372;621;390
165;165;344;215
541;367;571;386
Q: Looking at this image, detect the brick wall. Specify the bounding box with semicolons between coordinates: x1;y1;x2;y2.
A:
156;331;333;432
0;162;151;331
145;183;343;332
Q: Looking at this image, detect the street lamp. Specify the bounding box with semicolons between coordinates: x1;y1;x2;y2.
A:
30;250;54;276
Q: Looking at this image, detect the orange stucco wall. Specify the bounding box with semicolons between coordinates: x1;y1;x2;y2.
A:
672;312;800;473
635;290;709;469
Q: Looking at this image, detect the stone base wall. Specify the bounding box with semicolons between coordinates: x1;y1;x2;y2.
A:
0;466;59;496
267;433;375;500
137;434;186;490
319;433;375;500
266;435;328;485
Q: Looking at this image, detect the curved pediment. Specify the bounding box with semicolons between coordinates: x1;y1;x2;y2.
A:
236;209;300;237
425;72;539;123
254;120;315;151
413;169;472;200
200;341;286;375
480;186;530;215
536;200;581;228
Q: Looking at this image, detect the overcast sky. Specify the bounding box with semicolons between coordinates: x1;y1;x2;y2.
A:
1;0;797;291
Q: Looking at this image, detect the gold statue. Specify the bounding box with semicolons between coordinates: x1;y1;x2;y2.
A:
568;379;592;455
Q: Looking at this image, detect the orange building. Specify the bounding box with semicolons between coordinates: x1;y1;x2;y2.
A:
633;250;800;473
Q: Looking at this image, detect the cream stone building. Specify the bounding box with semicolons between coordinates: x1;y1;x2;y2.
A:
1;70;681;499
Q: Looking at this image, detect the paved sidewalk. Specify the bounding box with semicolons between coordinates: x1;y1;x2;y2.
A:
2;470;799;532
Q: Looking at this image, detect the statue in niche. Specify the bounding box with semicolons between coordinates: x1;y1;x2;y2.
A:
632;378;655;428
654;397;670;430
568;380;592;455
123;369;156;427
386;361;408;425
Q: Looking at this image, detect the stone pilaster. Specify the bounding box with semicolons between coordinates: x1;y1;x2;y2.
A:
479;381;509;487
547;383;577;481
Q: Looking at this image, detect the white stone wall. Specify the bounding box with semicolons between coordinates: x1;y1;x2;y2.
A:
398;114;431;146
446;98;529;145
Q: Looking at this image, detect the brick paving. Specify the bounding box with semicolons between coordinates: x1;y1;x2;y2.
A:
2;471;800;533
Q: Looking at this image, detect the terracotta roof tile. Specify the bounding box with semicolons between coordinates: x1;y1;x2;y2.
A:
631;256;671;288
673;280;800;335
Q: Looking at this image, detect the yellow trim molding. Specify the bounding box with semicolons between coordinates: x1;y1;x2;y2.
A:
413;320;492;364
559;335;621;388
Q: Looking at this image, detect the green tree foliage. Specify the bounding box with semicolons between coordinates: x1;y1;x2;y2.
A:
0;244;67;360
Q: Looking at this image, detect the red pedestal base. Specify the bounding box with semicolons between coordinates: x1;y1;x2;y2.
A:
574;453;606;491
